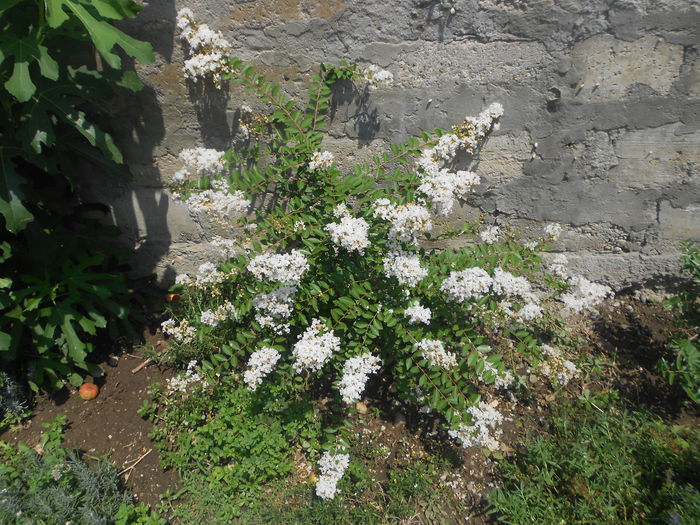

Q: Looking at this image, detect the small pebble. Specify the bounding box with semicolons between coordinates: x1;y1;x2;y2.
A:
108;355;119;367
355;401;368;414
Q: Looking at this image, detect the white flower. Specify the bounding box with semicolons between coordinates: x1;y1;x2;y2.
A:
199;301;236;327
403;302;432;325
247;250;309;284
308;151;334;171
560;275;613;312
177;10;231;86
383;249;428;287
448;401;505;451
292;319;340;373
517;302;542;321
167;360;203;393
325;215;371;254
315;452;350;499
544;223;563;240
211;236;236;259
479;226;501;245
491;268;534;300
441;267;492;303
195;262;224;287
358;64;393;90
414;339;457;368
161;318;196;343
184;188;250;220
243;347;281;390
338;353;381;403
253;285;296;334
547;253;569;277
479;360;514;390
176;147;225;179
417;169;480;215
372;200;432;244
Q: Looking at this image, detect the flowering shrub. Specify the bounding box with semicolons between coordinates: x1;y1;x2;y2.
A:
161;10;615;499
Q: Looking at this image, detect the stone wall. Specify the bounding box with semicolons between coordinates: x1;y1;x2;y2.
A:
79;0;700;291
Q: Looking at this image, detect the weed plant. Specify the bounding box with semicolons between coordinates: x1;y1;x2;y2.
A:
661;240;700;403
488;403;700;524
0;416;164;524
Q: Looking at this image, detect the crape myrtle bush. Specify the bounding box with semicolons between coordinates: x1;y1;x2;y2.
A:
158;10;613;500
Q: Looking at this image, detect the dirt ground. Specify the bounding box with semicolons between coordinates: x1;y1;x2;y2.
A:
1;295;697;519
1;331;179;508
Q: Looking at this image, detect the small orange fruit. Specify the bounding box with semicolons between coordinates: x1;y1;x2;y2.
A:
165;293;181;303
79;382;99;400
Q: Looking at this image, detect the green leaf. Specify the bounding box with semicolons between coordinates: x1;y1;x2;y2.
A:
0;149;34;232
64;0;154;68
45;0;70;27
5;57;34;101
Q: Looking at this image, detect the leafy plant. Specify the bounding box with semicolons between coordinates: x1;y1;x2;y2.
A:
488;404;700;524
0;0;154;389
0;415;164;524
0;0;154;231
143;378;322;520
660;240;700;403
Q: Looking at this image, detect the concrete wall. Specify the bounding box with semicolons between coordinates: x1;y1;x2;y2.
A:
80;0;700;291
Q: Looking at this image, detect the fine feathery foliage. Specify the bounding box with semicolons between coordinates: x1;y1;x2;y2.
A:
0;415;165;524
660;240;700;403
487;404;700;524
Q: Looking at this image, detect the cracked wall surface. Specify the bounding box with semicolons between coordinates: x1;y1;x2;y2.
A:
82;0;700;291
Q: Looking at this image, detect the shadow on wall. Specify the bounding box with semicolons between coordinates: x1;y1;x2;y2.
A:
77;0;178;285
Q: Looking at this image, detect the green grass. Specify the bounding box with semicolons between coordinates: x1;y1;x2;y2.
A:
488;404;700;524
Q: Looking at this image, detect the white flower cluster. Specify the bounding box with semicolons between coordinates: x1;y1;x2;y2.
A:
416;169;481;216
373;199;432;244
200;301;236;327
448;400;505;451
479;225;501;245
460;102;505;153
195;262;225;287
176;8;231;86
325;206;370;254
412;104;502;214
247;250;309;284
544;222;563;240
292;319;340;373
308;151;334;171
382;248;428;287
173;147;225;182
338;353;381;403
358;64;394;90
442;267;542;318
243;347;281;391
167;360;202;393
547;253;569;277
414;339;457;369
540;344;579;386
403;301;432;325
183;182;250;221
560;274;613;313
315;451;350;500
161;318;196;343
491;268;535;301
441;267;492;303
211;236;237;259
253;285;296;334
